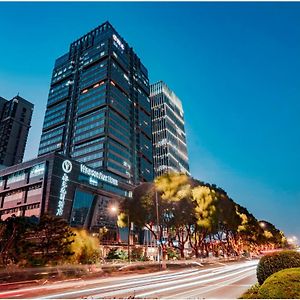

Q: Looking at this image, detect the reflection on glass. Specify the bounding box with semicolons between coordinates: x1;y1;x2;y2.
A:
70;189;94;227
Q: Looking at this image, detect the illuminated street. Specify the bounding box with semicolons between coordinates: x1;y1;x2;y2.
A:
0;260;258;299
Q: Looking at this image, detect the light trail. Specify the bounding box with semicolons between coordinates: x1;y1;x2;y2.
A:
42;261;257;299
37;266;225;299
164;268;255;298
135;265;256;298
0;260;258;299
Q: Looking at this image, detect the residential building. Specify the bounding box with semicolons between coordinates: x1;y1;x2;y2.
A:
0;95;33;167
150;81;189;177
38;21;153;186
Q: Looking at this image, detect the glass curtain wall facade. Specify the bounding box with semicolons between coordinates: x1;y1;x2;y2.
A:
150;81;189;177
38;21;153;185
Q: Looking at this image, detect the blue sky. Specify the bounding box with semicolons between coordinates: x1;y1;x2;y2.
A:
0;2;299;240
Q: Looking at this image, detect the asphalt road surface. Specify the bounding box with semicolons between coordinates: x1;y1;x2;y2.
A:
0;260;258;299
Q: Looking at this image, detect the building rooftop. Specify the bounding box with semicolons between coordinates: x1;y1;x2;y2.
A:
150;81;183;111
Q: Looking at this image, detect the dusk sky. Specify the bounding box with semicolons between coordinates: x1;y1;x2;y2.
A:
0;2;299;240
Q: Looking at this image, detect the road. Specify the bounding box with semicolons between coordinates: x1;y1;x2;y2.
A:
0;260;258;299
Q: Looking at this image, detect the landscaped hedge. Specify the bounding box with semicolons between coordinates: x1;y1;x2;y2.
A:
256;250;300;285
258;267;300;299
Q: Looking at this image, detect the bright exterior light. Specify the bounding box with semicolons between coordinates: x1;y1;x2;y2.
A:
259;222;266;228
109;205;118;215
287;236;298;244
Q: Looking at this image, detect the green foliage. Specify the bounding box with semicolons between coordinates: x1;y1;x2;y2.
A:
0;216;37;265
117;212;127;228
167;247;179;260
106;248;128;260
258;220;287;247
256;250;300;285
126;183;157;234
28;215;75;266
69;229;102;264
155;172;191;202
258;268;300;299
0;215;75;266
239;283;261;299
123;172;287;261
192;186;216;229
130;247;144;261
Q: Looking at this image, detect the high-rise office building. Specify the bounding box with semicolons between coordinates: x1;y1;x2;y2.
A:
150;81;189;177
0;95;33;167
38;21;153;186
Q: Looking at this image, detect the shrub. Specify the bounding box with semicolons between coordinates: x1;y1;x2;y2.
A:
167;247;179;260
256;250;300;284
69;229;102;264
130;247;144;261
239;283;260;299
258;267;300;299
106;248;128;260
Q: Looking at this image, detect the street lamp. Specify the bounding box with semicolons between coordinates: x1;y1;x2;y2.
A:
109;203;131;262
259;222;266;229
109;204;119;243
127;211;131;263
287;236;298;245
155;190;166;270
109;205;118;214
155;190;161;268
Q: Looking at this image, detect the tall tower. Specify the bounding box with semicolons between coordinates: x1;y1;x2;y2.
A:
0;95;33;167
38;21;153;185
150;81;189;177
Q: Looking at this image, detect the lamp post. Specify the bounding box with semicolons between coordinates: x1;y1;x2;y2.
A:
155;190;161;268
155;190;166;270
127;212;131;263
109;204;119;243
109;204;131;262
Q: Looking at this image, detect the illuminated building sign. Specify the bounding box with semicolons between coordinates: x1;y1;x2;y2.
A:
62;160;73;173
89;177;98;186
80;164;118;186
56;160;72;216
112;34;125;51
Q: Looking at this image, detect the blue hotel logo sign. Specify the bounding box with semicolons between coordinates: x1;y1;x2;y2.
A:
56;160;72;216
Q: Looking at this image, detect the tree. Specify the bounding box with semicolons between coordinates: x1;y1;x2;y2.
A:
155;173;193;258
258;220;287;249
123;172;288;260
26;214;75;265
0;215;38;265
125;183;160;240
188;186;216;258
211;192;243;256
166;197;195;258
155;172;191;202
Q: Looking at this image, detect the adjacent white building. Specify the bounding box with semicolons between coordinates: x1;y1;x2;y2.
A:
150;81;190;177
